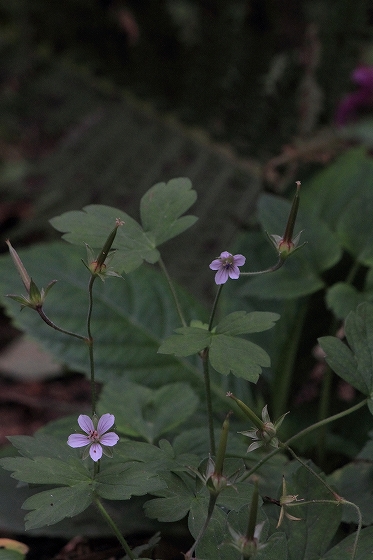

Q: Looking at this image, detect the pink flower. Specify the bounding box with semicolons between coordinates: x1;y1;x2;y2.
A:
335;65;373;126
67;413;119;461
209;251;246;284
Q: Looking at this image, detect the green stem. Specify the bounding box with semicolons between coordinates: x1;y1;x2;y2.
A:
158;257;187;327
283;444;337;497
198;284;226;457
286;397;367;447
317;259;361;463
343;500;363;560
185;494;217;559
240;256;284;277
286;497;362;560
94;497;136;560
272;300;307;418
202;348;216;456
87;276;97;415
238;398;368;481
285;447;363;559
208;284;223;331
36;307;87;341
316;364;333;465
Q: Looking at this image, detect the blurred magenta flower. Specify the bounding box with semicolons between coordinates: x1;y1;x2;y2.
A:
335;65;373;126
209;251;246;284
68;413;119;461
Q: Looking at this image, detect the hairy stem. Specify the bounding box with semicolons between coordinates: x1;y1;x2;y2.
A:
94;497;135;559
316;363;333;465
208;284;223;331
36;307;87;341
238;398;368;481
343;500;363;560
272;300;307;418
87;276;97;415
240;256;284;277
185;494;217;559
283;444;337;497
202;348;216;456
158;257;187;327
317;259;361;462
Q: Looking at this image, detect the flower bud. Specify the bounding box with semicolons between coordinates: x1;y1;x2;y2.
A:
95;218;124;269
83;219;124;281
268;181;305;260
6;240;57;310
206;412;232;496
226;393;264;430
6;240;31;292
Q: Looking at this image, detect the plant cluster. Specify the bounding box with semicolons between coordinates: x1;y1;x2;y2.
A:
1;148;373;559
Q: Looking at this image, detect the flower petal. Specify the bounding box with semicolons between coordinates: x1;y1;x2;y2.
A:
215;268;229;284
97;413;115;435
219;251;231;259
209;258;223;270
100;432;119;447
77;414;94;434
228;265;240;279
233;254;246;266
89;443;103;461
67;434;90;448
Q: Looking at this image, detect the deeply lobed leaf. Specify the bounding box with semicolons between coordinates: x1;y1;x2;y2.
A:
98;380;198;443
319;302;373;401
50;178;197;273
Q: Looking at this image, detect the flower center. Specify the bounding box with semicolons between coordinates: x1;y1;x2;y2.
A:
221;256;234;269
88;429;99;442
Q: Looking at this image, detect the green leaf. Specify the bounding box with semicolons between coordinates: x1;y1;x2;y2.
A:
0;458;154;538
0;456;91;486
301;147;373;228
209;335;270;382
50;179;197;273
113;439;199;471
215;311;280;335
96;462;165;500
326;282;370;320
50;205;159;273
258;193;342;274
328;461;373;525
158;327;212;356
225;507;288;560
319;302;373;398
239;190;342;300
188;494;231;560
255;533;288;560
0;242;211;391
98;380;198;443
6;433;80;461
22;483;94;530
320;526;373;560
159;324;272;383
140;177;197;245
216;480;255;512
336;189;373;266
277;463;341;560
240;252;325;300
144;472;194;522
317;336;366;395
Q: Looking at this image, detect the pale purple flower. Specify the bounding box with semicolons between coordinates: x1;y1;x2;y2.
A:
67;413;119;461
209;251;246;284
